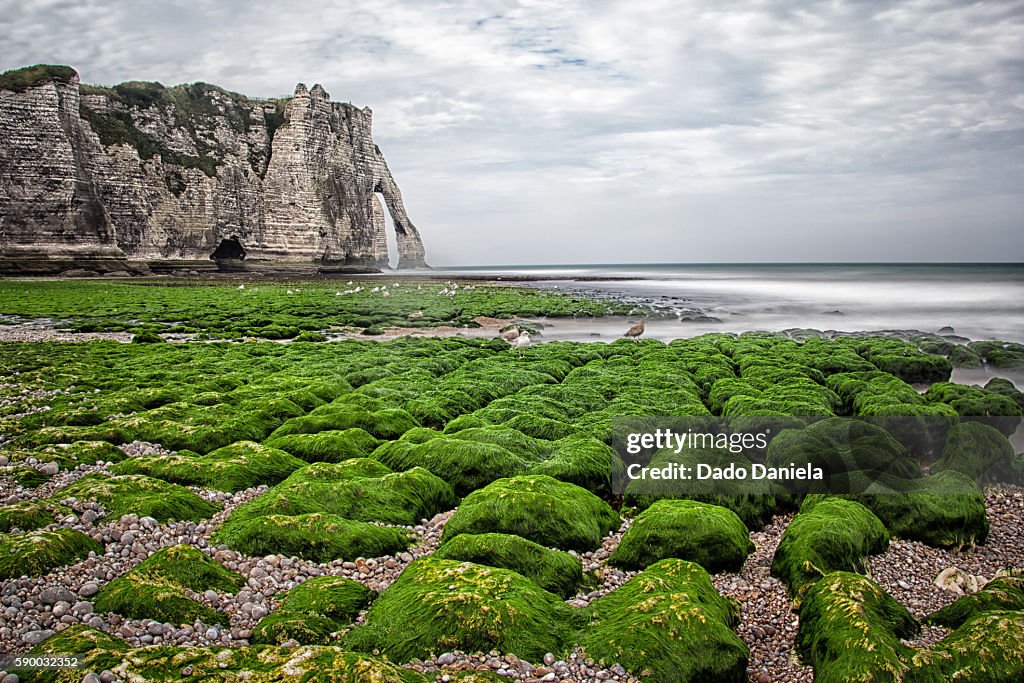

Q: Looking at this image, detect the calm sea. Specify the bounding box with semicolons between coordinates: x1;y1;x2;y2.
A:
434;263;1024;343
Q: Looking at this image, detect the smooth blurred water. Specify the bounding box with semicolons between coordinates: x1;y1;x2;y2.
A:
438;263;1024;342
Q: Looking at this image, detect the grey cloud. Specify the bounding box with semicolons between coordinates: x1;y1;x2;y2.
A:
1;0;1021;264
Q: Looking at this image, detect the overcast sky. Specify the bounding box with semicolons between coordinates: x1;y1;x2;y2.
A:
2;0;1022;265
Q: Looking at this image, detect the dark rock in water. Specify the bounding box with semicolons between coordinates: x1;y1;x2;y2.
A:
679;314;722;323
59;269;99;278
824;310;845;316
938;326;955;334
0;64;428;274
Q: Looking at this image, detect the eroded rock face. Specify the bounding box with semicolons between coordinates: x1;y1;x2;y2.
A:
0;65;428;273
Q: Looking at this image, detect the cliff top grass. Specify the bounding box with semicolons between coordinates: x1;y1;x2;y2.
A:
0;64;77;92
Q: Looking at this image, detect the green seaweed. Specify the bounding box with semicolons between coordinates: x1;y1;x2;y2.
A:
0;529;101;580
609;500;753;573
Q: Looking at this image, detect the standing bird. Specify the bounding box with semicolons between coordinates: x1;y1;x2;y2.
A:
509;332;532;354
624;320;645;342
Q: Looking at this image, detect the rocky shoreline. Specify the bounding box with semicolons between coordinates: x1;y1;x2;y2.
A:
1;432;1022;681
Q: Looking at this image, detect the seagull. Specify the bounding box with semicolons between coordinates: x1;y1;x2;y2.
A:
509;332;532;353
624;320;645;342
236;284;245;290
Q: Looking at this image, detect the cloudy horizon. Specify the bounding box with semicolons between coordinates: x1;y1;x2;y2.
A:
2;0;1022;266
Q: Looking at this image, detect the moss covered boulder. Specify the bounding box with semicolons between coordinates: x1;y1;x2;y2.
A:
623;447;777;530
215;512;413;563
253;575;375;645
264;428;381;463
26;625;428;682
111;440;305;491
0;529;101;579
441;475;619;552
269;406;418;441
803;470;988;549
924;574;1024;628
797;572;919;682
224;458;457;527
609;500;753;573
372;437;529;497
765;418;922;490
345;556;580;663
0;499;69;533
771;497;889;595
33;440;126;466
56;473;220;522
579;559;748;683
932;421;1016;483
910;611;1024;682
528;434;625;496
94;545;243;625
434;532;583;598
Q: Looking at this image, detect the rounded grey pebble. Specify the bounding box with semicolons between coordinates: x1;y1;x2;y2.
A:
79;583;99;598
81;673;101;683
2;674;19;683
22;629;55;645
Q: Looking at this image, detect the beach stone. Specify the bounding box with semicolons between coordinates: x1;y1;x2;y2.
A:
22;629;55;645
39;587;75;605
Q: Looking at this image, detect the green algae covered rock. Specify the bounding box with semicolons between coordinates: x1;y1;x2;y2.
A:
441;475;619;552
111;440;305;491
345;556;580;663
26;625;428;683
433;532;583;598
932;421;1016;483
924;575;1024;628
771;497;889;596
579;559;748;683
253;576;375;645
0;529;101;580
802;470;988;549
910;610;1024;682
623;447;777;530
225;458;457;527
7;465;51;488
269;406;418;441
33;440;126;466
528;434;625;496
57;473;220;522
609;500;753;573
371;437;529;497
264;428;381;463
925;382;1022;436
765;418;922;488
215;512;413;563
0;499;69;533
94;545;243;625
797;572;919;683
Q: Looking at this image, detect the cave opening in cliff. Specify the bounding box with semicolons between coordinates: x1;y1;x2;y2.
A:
211;237;246;261
377;193;400;270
